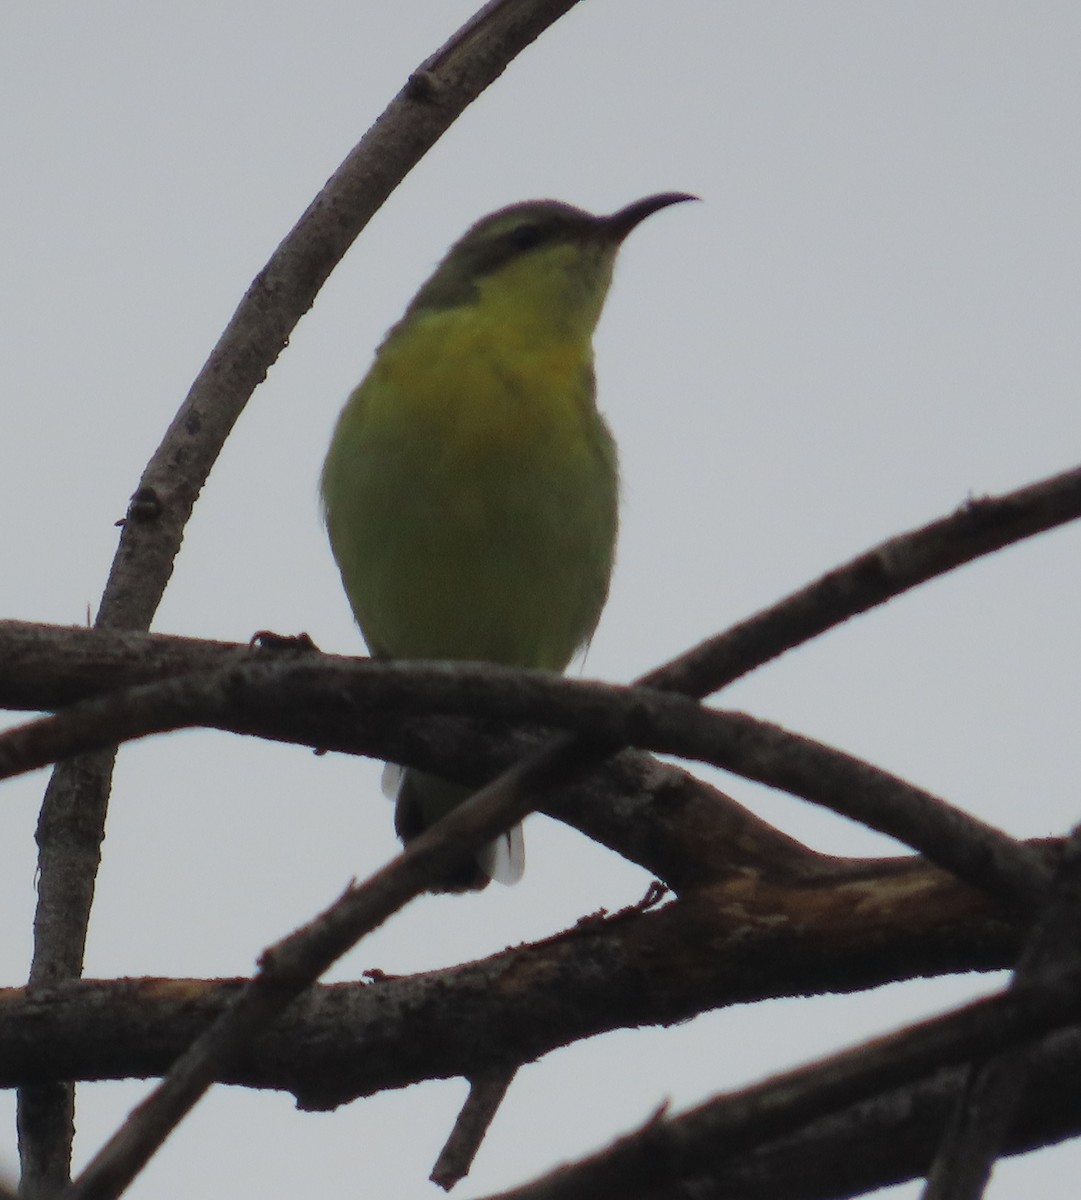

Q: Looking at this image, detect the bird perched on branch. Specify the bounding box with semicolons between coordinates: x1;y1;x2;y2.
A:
322;192;695;890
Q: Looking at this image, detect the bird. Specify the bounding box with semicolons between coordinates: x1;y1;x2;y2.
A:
321;192;695;890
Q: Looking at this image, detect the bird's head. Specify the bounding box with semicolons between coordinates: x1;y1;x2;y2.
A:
405;193;697;338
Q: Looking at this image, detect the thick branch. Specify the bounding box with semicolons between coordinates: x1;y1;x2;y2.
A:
0;628;1051;911
0;866;1023;1102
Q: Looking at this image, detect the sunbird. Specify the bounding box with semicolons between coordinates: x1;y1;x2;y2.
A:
322;193;695;890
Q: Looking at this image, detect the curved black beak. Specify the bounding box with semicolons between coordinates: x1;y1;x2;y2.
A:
602;192;699;241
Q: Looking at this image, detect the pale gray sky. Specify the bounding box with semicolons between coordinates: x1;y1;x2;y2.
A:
3;3;1081;1198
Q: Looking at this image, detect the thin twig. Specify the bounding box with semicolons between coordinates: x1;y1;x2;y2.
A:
431;1070;517;1190
641;463;1081;699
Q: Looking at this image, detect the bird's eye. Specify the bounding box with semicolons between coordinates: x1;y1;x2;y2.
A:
508;222;546;252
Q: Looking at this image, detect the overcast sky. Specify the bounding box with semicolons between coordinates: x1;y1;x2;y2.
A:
3;3;1081;1198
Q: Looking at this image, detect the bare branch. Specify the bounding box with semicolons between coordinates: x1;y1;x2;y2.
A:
0;860;1025;1101
0;635;1051;912
431;1070;517;1191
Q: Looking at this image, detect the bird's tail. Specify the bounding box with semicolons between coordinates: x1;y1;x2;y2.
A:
387;765;525;892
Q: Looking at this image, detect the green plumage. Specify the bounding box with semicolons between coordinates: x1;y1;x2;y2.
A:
321;194;693;889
